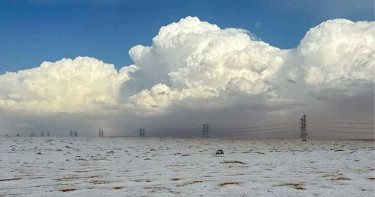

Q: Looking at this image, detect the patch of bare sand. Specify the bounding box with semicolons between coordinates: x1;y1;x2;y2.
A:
218;182;242;186
221;161;246;164
59;188;76;192
275;183;306;190
0;177;21;181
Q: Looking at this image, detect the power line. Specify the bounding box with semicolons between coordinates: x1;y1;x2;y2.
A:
308;125;374;130
245;130;296;135
211;120;296;130
309;119;374;125
308;129;374;134
213;125;296;133
213;129;295;136
118;115;374;138
213;128;296;133
150;127;201;133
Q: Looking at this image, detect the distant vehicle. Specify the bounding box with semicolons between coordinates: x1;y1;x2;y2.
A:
216;149;224;155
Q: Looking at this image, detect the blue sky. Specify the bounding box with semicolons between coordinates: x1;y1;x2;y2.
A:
0;0;373;74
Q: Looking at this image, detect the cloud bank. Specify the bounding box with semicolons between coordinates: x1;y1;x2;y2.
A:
0;57;137;113
0;17;374;137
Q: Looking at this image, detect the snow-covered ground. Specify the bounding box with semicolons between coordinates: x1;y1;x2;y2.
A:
0;137;374;196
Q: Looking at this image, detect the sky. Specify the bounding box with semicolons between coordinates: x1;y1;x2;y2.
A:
0;0;373;74
0;0;374;138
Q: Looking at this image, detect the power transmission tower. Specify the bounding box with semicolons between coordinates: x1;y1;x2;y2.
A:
202;124;209;138
139;129;145;137
300;115;308;141
74;131;78;137
99;128;104;137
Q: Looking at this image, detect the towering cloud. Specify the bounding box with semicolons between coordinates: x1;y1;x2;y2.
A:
126;16;285;110
298;19;374;87
0;17;374;136
294;19;375;111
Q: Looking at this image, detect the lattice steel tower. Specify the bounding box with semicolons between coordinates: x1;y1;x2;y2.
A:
202;124;209;138
99;128;104;137
139;128;145;137
300;115;308;141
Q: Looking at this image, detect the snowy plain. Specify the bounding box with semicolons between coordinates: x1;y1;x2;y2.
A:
0;137;374;197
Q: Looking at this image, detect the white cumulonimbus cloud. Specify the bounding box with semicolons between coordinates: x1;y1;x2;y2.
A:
0;17;374;116
0;57;137;113
298;19;375;87
126;17;285;110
